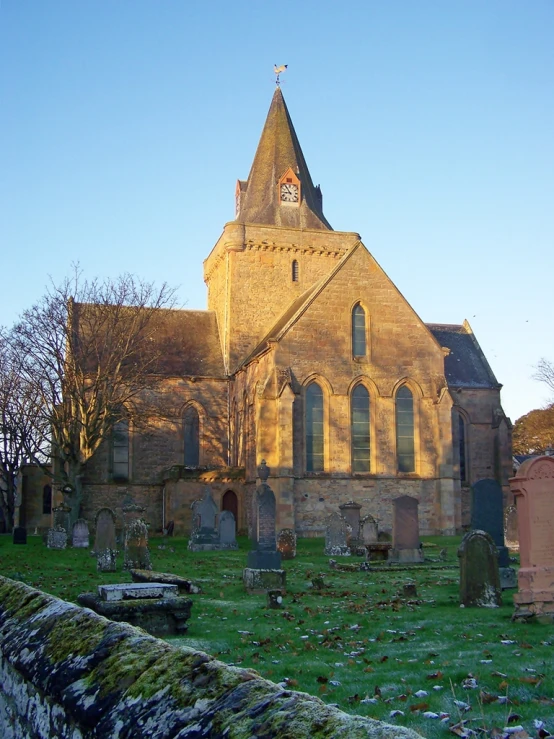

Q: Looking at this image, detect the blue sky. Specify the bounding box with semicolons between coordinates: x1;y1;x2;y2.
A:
1;1;553;422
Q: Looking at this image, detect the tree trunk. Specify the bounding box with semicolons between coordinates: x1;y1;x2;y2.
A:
65;461;84;528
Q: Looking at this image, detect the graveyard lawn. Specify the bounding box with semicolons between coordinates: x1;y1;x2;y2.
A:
1;534;552;739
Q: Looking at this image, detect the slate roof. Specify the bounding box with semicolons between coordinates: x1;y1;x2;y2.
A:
426;323;500;389
237;87;332;230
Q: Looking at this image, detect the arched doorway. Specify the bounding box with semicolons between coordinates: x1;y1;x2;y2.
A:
222;490;238;521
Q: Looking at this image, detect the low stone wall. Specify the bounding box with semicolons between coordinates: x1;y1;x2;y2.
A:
0;576;423;739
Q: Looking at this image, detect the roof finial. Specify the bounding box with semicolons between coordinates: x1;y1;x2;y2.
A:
274;64;288;86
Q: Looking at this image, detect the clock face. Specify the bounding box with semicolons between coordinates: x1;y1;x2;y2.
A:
280;182;299;203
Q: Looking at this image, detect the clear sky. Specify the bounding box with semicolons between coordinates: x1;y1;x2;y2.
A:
1;1;553;422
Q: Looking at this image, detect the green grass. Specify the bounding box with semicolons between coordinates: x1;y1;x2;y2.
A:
1;534;552;738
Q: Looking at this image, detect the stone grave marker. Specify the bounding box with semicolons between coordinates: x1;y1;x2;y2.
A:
72;518;90;549
458;529;502;607
124;518;152;571
504;505;519;551
471;478;514;588
339;501;362;546
277;528;297;559
94;507;117;572
47;526;67;549
219;509;238;550
510;455;554;621
188;487;220;551
389;495;423;563
360;514;378;545
324;512;350;556
53;502;72;535
12;526;27;545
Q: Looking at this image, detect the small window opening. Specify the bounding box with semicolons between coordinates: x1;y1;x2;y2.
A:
292;260;299;282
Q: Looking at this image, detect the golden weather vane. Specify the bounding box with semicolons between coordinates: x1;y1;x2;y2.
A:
274;64;288;86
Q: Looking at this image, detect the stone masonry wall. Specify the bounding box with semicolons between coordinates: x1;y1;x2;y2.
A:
0;577;423;739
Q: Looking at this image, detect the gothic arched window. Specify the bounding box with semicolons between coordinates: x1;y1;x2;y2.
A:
184;406;200;466
396;386;415;473
351;384;370;472
305;382;324;472
352;303;366;357
292;259;299;282
112;419;129;480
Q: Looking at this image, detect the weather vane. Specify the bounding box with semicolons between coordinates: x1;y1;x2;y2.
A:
274;64;288;86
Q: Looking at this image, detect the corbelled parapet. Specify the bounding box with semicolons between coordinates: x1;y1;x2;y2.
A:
0;576;424;738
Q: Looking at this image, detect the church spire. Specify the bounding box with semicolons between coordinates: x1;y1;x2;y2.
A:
235;87;332;230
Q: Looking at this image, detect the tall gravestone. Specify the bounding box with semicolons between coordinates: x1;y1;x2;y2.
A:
12;526;27;545
188;487;220;551
510;455;554;621
48;502;72;548
219;510;238;550
72;519;90;549
458;529;502;607
471;478;515;588
360;514;378;545
339;501;362;547
243;460;286;594
389;495;423;563
124;518;152;571
94;507;117;573
277;528;297;560
324;512;350;556
504;505;519;551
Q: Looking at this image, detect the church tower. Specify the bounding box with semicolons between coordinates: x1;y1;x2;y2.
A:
203;87;360;372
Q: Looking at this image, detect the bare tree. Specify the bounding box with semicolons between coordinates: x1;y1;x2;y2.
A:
535;358;554;397
10;269;176;524
0;335;50;531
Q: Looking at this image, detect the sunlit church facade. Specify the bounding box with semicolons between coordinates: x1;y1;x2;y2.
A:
79;87;512;537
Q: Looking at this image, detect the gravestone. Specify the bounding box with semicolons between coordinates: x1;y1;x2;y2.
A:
339;501;362;546
122;495;146;529
510;455;554;621
360;514;378;545
47;526;67;549
324;512;350;556
244;461;285;594
94;507;117;573
12;526;27;545
72;518;90;549
471;478;514;588
277;528;297;560
188;487;220;551
124;518;152;571
458;529;502;607
504;505;519;551
219;510;238;550
389;495;424;563
53;502;72;535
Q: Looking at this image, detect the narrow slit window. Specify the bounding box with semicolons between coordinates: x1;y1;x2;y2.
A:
351;385;370;472
396;386;415;472
352;303;366;357
292;260;299;282
112;420;129;480
459;414;467;483
305;382;324;472
42;485;52;515
184;406;200;466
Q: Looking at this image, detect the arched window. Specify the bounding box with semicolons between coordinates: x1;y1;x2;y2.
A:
292;260;299;282
184;406;200;466
351;385;370;472
42;484;52;515
305;382;324;472
112;419;129;480
458;414;467;483
352;303;366;357
396;386;415;473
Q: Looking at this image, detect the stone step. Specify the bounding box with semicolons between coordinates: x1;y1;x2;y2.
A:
98;583;178;602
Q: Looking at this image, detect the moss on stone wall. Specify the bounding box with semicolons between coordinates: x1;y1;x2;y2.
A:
0;576;424;738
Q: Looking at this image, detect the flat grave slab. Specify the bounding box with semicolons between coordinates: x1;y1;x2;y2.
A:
98;583;178;601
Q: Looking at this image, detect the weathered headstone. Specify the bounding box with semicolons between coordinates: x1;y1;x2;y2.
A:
188;487;220;551
504;505;519;551
244;461;285;594
121;495;146;528
324;512;350;556
47;526;67;550
72;518;90;549
360;514;378;545
339;501;362;545
53;502;72;535
277;528;296;559
510;455;554;621
94;507;117;573
389;495;423;563
124;518;152;571
12;526;27;545
458;529;502;607
219;509;238;550
471;478;514;588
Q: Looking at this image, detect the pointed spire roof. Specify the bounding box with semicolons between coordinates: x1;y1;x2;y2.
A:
237;87;332;230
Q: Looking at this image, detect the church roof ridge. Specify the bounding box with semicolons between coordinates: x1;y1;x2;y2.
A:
236;87;332;230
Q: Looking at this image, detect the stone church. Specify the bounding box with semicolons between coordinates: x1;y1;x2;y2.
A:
82;87;512;537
